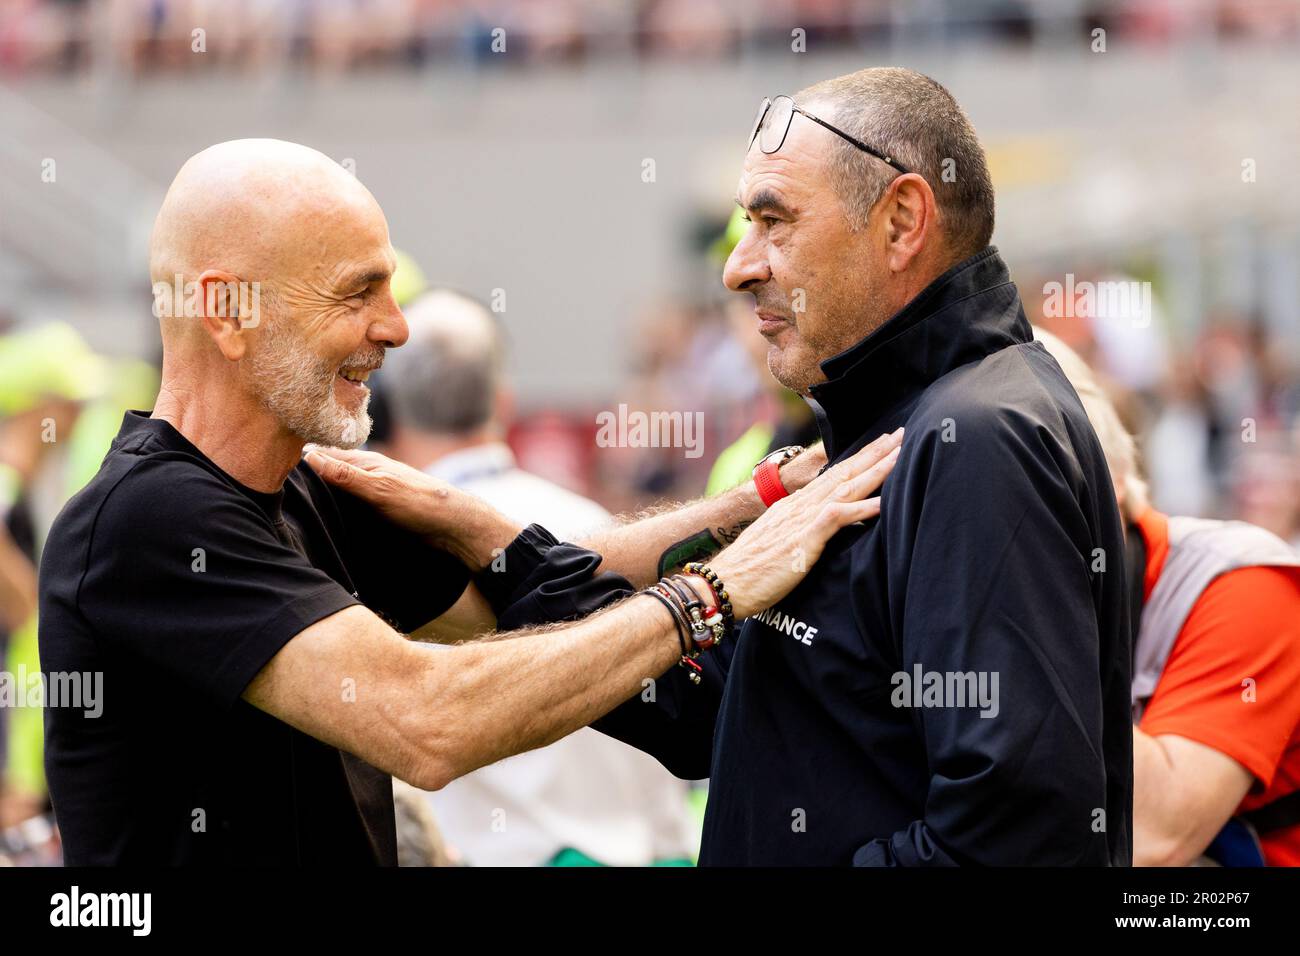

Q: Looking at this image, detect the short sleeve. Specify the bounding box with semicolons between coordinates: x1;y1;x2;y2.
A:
1139;565;1300;789
322;472;472;631
78;460;359;709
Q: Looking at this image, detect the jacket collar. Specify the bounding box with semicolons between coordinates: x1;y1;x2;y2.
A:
807;246;1031;460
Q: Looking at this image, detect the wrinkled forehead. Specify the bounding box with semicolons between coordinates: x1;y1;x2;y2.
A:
735;115;834;211
277;188;395;287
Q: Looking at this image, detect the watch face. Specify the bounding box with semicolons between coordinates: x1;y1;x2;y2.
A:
754;445;801;477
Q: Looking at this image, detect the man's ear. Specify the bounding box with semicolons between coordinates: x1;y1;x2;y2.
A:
195;269;251;361
882;173;936;274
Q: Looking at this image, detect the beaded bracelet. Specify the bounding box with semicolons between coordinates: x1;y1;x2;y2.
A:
667;574;726;650
682;562;735;632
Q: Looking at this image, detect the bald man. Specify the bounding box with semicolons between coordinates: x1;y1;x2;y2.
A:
37;139;897;865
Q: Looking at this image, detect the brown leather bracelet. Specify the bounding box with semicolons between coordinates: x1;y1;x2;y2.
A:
643;586;704;684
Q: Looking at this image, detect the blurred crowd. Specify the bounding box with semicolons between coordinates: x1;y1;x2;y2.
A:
4;0;1300;77
1032;288;1300;546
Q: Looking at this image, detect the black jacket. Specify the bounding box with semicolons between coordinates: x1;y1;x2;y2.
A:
478;248;1133;866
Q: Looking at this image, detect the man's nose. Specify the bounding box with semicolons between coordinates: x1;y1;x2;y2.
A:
722;226;770;292
370;290;409;348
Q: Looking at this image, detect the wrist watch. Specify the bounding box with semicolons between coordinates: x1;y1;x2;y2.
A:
751;445;804;508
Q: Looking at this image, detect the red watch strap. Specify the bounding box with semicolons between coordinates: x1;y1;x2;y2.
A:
753;458;789;508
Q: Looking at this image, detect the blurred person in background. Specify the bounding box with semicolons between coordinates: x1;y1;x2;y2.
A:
377;288;698;866
1037;329;1300;867
613;301;732;501
0;323;155;864
0;323;107;835
1031;266;1300;537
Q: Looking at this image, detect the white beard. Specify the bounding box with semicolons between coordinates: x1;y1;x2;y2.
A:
248;320;380;449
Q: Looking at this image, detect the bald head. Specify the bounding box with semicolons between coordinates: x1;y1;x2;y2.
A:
149;139;408;454
150;138;384;297
383;290;505;436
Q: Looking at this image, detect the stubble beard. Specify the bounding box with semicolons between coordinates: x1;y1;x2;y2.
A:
248;319;379;449
766;290;890;397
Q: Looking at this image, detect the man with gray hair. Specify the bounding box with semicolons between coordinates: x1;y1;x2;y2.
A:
323;68;1134;866
691;66;1130;864
379;289;698;866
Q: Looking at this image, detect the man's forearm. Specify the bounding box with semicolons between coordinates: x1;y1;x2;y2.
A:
1132;727;1198;865
412;582;496;644
432;499;523;572
420;481;765;641
424;591;687;785
306;440;829;588
245;597;687;794
581;481;765;587
1131;726;1253;866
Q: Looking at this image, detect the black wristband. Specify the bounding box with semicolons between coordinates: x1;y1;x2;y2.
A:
643;587;691;657
471;523;561;612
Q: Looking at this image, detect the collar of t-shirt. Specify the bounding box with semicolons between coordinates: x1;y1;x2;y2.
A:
119;410;288;522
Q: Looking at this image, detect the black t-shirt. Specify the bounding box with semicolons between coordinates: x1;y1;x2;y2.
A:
38;412;469;865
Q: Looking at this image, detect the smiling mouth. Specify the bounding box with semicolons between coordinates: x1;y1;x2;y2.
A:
336;368;373;384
